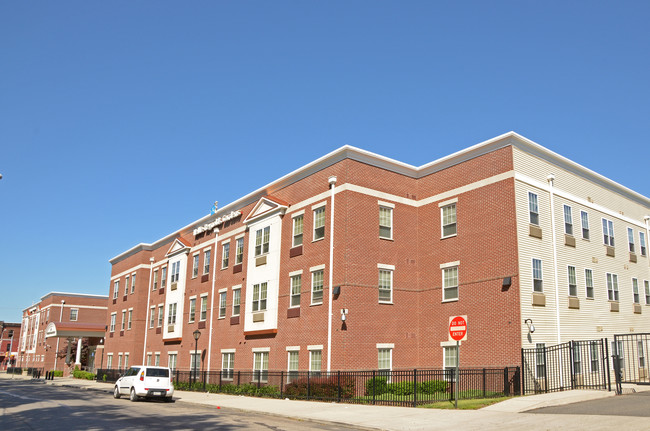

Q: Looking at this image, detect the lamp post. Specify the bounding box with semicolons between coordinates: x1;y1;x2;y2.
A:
99;338;104;371
192;329;201;386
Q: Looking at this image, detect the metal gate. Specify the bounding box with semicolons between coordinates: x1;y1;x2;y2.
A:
612;333;650;393
521;339;610;395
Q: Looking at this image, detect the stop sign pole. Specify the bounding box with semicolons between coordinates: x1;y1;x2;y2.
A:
449;315;467;408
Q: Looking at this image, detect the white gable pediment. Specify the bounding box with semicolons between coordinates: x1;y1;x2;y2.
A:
244;196;289;225
166;238;190;257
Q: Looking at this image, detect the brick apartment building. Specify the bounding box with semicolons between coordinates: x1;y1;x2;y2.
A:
105;132;650;379
0;322;21;369
18;292;108;374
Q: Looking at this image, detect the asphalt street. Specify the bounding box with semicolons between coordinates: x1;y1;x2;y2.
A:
530;390;650;417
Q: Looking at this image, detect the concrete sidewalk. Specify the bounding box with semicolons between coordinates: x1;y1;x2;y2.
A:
2;373;648;431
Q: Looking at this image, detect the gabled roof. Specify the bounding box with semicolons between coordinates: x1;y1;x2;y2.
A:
243;195;290;224
165;237;191;257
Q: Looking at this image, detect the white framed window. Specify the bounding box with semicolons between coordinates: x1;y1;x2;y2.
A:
131;274;136;294
602;218;615;247
287;350;299;383
127;309;133;330
192;254;199;278
535;343;546;378
106;354;113;369
442;266;458;301
638;341;645;369
379;205;393;239
292;214;304;247
171;261;180;283
124;353;129;369
146;353;152;366
149;306;155;328
628;228;636;253
311;269;324;305
168;353;177;371
117;354;122;370
252;283;267;312
378;267;393;303
161;267;167;288
532;258;543;292
157;305;163;327
190;351;200;371
585;269;594;299
69;308;78;322
633;278;640;304
309;349;322;377
589;342;600;373
204;249;211;275
255;226;270;256
232;287;241;316
222;352;234;380
568;266;577;297
563;205;573;235
121;310;126;331
222;243;230;268
378;347;392;380
113;280;119;299
290;274;301;308
572;344;582;374
154;353;160;366
640;231;647;256
607;273;619;302
580;210;590;240
219;291;227;318
253;351;269;382
188;297;196;323
110;313;116;333
168;303;177;325
125;276;130;295
235;237;244;265
444;346;458;380
645;280;650;305
200;295;208;321
153;269;159;290
441;204;457;238
612;340;625;370
313;206;325;241
528;192;539;225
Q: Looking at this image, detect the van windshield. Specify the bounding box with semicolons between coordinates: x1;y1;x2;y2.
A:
146;368;169;378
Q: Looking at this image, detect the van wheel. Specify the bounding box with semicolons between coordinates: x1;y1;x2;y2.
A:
129;388;139;402
113;386;121;399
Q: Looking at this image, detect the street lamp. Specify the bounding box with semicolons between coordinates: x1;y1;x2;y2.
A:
99;338;104;371
192;329;201;386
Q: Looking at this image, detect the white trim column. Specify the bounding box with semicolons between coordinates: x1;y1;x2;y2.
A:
75;338;82;366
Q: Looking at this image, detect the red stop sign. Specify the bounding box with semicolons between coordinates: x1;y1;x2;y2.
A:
449;315;467;341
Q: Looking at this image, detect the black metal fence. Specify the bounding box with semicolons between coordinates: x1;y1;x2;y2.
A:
521;339;610;395
612;333;650;392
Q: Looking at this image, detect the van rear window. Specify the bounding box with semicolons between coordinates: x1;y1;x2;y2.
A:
146;368;169;378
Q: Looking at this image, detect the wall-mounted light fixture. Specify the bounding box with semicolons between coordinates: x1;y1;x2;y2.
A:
340;309;348;321
524;318;535;333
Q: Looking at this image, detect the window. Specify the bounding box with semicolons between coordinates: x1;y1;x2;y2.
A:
645;280;650;305
106;354;113;369
607;273;619;301
628;228;636;253
378;348;392;380
200;296;208;321
536;343;546;378
153;269;158;290
589;342;600;373
232;288;241;316
127;309;133;330
69;309;78;321
117;354;122;370
125;276;130;295
222;352;234;380
309;350;322;377
146;353;152;366
311;270;324;305
379;206;393;239
190;352;200;371
581;211;590;240
602;218;615;247
638;341;645;369
192;254;199;278
378;269;393;303
168;353;177;371
313;207;325;240
572;344;582;374
235;237;244;265
568;266;577;297
441;204;457;237
563;205;573;235
612;340;625;370
121;310;126;331
585;269;594;299
161;267;167;288
219;291;227;318
131;274;136;293
443;266;458;301
155;353;160;366
255;226;270;256
113;280;119;299
149;306;155;328
157;305;163;327
532;259;543;292
124;354;129;369
292;215;304;247
290;274;301;308
188;298;196;323
110;313;116;332
444;346;458;380
168;303;177;325
252;283;267;312
222;243;230;268
640;232;647;256
528;192;539;225
253;351;269;382
171;261;180;283
287;351;299;383
633;278;640;304
204;250;211;275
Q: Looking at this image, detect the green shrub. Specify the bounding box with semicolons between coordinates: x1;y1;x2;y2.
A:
364;376;388;396
72;370;96;380
102;374;107;382
284;376;355;399
417;380;447;394
50;370;63;377
387;381;415;396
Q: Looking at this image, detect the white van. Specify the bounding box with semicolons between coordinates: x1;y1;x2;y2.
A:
113;366;174;402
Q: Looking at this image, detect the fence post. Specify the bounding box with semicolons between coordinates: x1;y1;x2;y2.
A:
569;341;575;390
280;371;284;398
372;370;376;405
520;348;526;395
503;367;509;396
337;371;341;403
203;370;206;392
483;368;487;398
543;344;548;394
257;370;261;389
448;369;453;402
412;369;417;408
514;366;521;395
604;338;611;392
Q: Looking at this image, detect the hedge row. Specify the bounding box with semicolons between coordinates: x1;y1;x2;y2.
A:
365;377;447;396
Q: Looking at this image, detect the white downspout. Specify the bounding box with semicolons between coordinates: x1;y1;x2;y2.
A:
53;300;65;370
547;174;562;345
207;228;219;372
644;216;650;269
327;175;337;373
142;257;155;365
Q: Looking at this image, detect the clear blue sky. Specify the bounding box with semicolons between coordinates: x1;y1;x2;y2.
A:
2;1;649;323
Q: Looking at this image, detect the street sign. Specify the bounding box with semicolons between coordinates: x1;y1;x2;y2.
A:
449;315;467;341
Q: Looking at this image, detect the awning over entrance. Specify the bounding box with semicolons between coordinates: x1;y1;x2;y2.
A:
45;322;106;339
